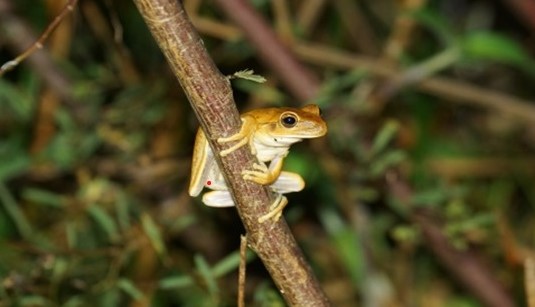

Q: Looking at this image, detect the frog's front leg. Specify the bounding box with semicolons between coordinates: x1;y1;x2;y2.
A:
242;156;284;185
218;116;257;157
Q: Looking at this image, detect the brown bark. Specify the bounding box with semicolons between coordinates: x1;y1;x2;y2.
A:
132;0;329;305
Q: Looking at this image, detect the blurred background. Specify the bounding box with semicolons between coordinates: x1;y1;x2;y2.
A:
1;0;535;306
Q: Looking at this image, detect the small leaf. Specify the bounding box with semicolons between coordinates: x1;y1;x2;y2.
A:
411;188;450;207
0;154;29;182
87;205;119;243
117;278;145;301
158;275;193;289
370;120;400;157
22;188;65;208
461;32;535;76
115;191;131;231
391;225;420;244
212;250;255;277
0;80;34;121
141;213;167;257
194;254;219;296
369;150;406;178
318;207;365;285
18;295;51;306
229;69;266;83
0;182;32;239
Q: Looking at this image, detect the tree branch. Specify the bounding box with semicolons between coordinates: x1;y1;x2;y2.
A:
213;0;320;102
132;0;329;305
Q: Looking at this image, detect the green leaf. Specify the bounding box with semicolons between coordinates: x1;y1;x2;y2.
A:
410;188;452;207
369;150;406;178
0;154;29;182
17;295;51;306
22;188;65;208
391;225;420;244
117;278;145;301
50;257;68;283
0;80;35;121
141;213;167;257
461;32;535;76
115;191;131;231
253;283;285;306
0;182;32;239
445;213;494;235
370;120;400;157
318;207;365;286
87;205;119;243
65;222;77;250
194;254;219;297
229;69;267;83
212;249;255;277
158;275;193;289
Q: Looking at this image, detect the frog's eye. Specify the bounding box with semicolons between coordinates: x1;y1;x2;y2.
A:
281;112;298;128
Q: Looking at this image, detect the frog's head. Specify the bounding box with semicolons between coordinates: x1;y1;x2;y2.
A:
273;104;327;139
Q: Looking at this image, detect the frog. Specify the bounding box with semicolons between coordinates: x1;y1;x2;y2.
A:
188;104;327;223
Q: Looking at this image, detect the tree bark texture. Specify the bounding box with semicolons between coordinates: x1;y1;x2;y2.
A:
132;0;330;305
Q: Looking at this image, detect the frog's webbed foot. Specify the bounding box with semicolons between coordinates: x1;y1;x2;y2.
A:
242;163;277;185
217;117;256;157
258;194;288;223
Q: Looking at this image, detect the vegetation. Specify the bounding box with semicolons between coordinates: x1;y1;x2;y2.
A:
1;0;534;306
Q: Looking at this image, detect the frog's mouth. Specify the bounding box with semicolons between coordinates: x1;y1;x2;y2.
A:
256;134;304;147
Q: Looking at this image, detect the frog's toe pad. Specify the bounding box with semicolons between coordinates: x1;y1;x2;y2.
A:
258;194;288;223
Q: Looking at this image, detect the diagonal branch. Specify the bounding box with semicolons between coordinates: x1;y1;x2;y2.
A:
213;0;320;102
0;0;73;101
132;0;329;305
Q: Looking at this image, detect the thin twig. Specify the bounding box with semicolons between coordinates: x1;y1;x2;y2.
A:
293;42;535;123
295;0;327;37
332;0;378;54
526;257;535;307
0;0;74;102
238;234;247;307
0;0;78;77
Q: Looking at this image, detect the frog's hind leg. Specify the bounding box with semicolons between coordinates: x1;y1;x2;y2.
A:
258;194;288;223
270;171;305;194
202;191;236;207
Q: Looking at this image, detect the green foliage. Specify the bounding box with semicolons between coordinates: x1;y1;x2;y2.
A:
461;32;535;76
319;207;365;286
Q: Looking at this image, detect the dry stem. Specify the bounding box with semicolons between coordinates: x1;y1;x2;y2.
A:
0;0;77;77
